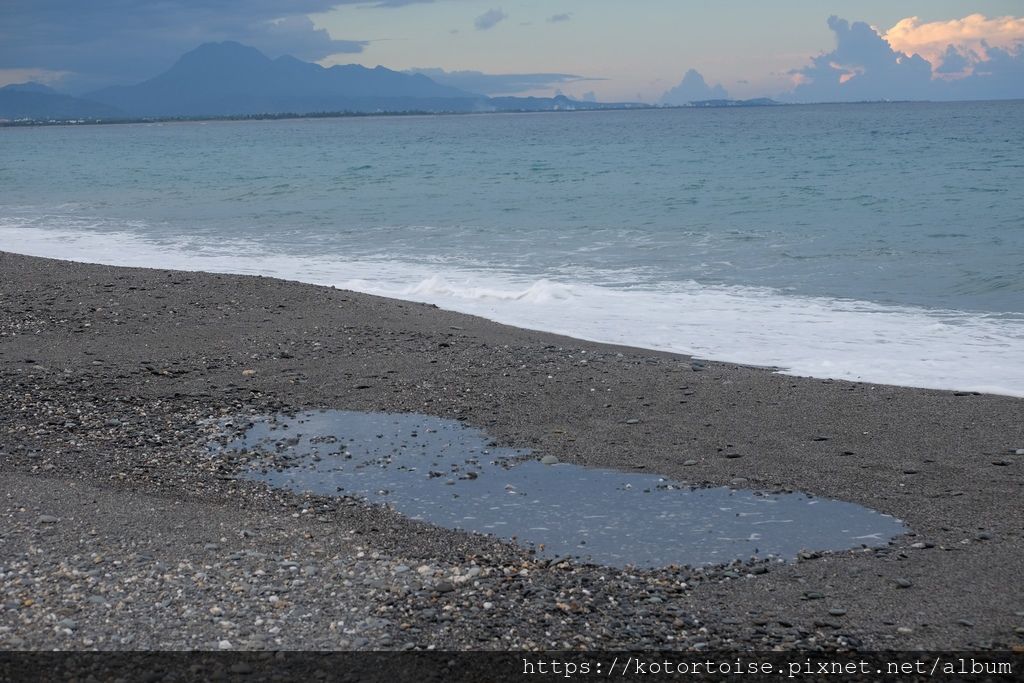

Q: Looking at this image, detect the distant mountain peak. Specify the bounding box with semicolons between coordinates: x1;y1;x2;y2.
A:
170;41;271;73
1;81;58;94
86;41;483;118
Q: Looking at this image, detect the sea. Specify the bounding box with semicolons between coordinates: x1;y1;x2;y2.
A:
2;102;1022;396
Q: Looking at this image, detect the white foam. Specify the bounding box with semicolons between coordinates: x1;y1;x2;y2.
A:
3;222;1023;397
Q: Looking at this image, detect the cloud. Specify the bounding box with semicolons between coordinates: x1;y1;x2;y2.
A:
474;8;506;31
660;69;728;105
785;16;934;102
783;15;1024;102
262;16;368;58
884;14;1024;74
934;44;971;75
407;67;597;95
0;1;371;91
548;13;571;24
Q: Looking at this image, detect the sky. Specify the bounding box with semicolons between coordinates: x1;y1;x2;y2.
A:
1;1;1023;102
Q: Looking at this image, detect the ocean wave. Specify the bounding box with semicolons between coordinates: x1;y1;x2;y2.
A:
1;220;1022;398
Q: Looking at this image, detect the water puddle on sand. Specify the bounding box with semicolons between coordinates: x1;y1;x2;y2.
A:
223;410;905;568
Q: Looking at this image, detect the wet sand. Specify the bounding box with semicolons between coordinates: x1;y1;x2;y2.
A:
1;250;1022;651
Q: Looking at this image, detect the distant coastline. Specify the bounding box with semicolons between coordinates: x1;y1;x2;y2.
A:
0;100;778;128
8;97;1024;129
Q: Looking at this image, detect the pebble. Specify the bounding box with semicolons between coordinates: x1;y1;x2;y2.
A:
540;455;559;465
2;257;1016;654
895;578;913;588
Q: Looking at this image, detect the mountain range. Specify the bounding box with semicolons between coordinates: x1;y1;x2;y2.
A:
0;82;124;120
1;42;635;122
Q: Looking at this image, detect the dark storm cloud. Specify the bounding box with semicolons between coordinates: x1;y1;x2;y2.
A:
785;16;1024;102
0;1;377;91
474;8;507;31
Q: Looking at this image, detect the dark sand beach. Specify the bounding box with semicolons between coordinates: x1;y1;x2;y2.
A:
1;250;1022;651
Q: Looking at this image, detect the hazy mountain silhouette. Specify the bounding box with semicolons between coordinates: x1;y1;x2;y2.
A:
0;82;125;120
87;41;487;117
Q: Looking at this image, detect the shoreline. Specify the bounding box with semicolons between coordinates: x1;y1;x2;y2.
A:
1;250;1022;651
2;237;1021;398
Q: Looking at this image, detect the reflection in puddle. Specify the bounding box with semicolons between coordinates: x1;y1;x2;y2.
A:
224;410;905;568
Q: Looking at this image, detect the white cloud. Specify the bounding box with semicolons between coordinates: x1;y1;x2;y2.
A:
884;14;1024;75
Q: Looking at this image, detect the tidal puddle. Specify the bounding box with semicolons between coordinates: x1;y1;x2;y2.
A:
224;410;905;568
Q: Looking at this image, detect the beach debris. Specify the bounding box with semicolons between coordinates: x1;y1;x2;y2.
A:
241;369;257;377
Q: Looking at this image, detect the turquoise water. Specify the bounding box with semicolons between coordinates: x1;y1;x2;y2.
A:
2;103;1023;393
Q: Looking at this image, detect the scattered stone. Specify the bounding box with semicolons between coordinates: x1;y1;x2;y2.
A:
895;578;913;589
36;515;59;525
683;459;699;466
540;455;559;466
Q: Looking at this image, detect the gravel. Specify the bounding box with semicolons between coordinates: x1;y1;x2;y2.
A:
1;251;1023;651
